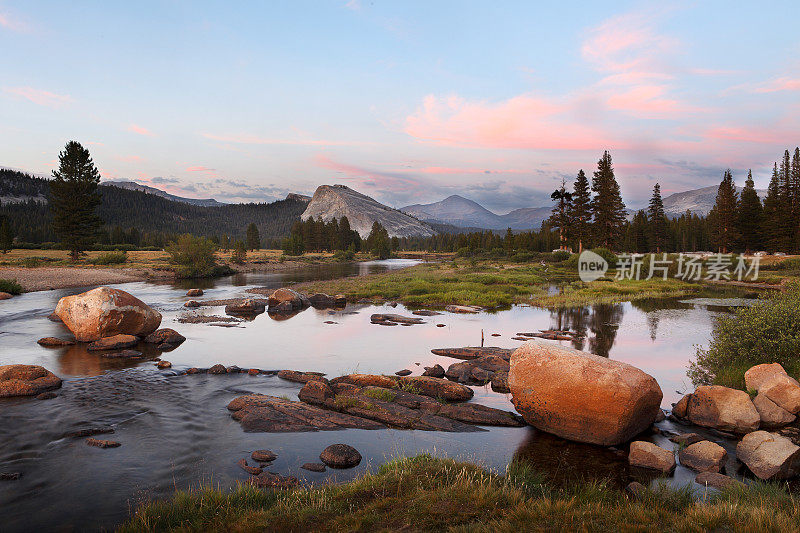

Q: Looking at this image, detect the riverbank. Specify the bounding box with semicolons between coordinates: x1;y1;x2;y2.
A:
121;454;797;532
0;249;381;292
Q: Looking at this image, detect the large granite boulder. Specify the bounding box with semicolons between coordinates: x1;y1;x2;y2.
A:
54;287;161;341
267;288;309;311
753;392;796;429
759;374;800;414
508;341;662;446
0;365;62;397
736;430;800;480
678;441;727;473
744;363;788;391
686;385;760;434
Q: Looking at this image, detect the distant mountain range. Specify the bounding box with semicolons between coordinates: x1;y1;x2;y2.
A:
302;185;436;238
402;195;551;230
104;180;226;207
400;185;770;230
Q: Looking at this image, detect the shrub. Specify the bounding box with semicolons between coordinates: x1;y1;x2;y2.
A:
590;247;618;267
91;250;128;265
510;252;537;263
230;241;247;264
688;284;800;388
456;247;472;258
333;249;355;261
166;234;226;278
551;250;571;262
0;278;23;294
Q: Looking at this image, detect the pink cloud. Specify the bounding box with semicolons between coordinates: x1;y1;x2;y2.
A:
607;85;703;117
3;86;73;108
186;166;216;172
703;126;794;145
117;155;143;163
314;153;422;192
405;93;619;151
754;77;800;93
0;12;28;32
128;124;154;137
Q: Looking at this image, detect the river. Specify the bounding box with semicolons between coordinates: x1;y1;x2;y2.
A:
0;259;750;531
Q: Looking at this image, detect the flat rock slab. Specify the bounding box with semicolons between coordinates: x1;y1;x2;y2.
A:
444;305;481;314
252;450;277;462
430;347;514;361
87;334;140;351
370;314;424;325
277;370;327;384
177;315;240;324
412;310;442;316
331;374;474;402
227;394;385;432
86;438;121;448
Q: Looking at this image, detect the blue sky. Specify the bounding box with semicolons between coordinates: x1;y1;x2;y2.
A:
2;1;799;211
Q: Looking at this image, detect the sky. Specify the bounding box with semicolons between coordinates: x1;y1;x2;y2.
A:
2;1;800;212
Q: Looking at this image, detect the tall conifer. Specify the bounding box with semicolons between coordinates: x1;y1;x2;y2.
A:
737;170;763;253
647;183;668;253
708;169;740;253
570;169;592;253
591;151;627;249
49;141;102;260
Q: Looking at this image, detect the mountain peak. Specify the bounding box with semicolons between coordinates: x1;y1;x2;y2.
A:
301;185;436;238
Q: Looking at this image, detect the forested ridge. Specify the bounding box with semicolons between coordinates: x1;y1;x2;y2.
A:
0;169;306;245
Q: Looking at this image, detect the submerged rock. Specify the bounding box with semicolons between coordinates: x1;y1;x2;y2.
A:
695;471;744;490
508;341;662;446
370;313;424;325
686;386;760;434
301;462;326;472
37;337;75;347
444;305;481;314
0;365;62;397
55;287;161;341
86;438;121;448
100;350;142;359
628;441;675;473
144;328;186;346
236;458;263;475
320;444;361;468
248;472;299;489
430;347;513;361
669;433;703;447
87;334;139;351
156;360;172;369
412;310;441;316
736;430;800;480
0;472;21;480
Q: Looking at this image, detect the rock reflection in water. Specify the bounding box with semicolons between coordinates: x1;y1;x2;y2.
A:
55;342;165;376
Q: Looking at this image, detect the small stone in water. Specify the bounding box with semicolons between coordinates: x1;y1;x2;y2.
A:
301;462;326;472
237;458;263;475
395;369;412;376
0;472;21;481
252;449;277;462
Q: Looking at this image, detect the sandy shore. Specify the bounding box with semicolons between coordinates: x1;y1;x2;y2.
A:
0;267;175;292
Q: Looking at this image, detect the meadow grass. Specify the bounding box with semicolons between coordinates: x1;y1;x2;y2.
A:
296;260;707;308
119;454;800;532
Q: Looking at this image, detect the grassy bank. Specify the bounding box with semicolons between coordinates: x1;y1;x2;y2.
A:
121;454;799;532
296;260;707;308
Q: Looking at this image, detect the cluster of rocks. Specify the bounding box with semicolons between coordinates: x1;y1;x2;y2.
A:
429;347;514;392
235;443;360;488
512;330;578;342
37;287;186;359
228;372;523;433
184;287;347;321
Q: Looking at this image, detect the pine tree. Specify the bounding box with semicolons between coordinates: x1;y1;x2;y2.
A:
791;147;800;250
570;169;592;253
245;222;260;250
647;183;668;252
50;141;103;260
708;169;740;253
548;178;572;251
591;151;627;249
762;163;782;252
0;216;12;253
737;170;763;253
366;221;391;259
231;240;247;263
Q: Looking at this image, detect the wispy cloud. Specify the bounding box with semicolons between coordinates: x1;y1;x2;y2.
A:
128;124;155;137
3;86;73;108
185;166;216;172
753;77;800;93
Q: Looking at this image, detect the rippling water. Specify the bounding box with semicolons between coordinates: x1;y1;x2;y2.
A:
0;260;749;531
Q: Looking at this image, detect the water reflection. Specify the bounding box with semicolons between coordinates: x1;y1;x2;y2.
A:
549;304;623;357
